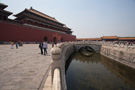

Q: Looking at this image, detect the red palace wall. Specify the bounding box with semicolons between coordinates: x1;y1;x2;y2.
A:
0;21;76;42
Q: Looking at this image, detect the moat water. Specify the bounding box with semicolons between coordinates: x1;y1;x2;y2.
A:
65;52;135;90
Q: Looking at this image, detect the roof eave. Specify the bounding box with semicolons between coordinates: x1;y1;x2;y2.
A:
0;3;8;9
14;9;29;17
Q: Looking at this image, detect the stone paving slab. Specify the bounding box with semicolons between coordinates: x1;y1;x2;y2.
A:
43;71;51;90
0;44;52;90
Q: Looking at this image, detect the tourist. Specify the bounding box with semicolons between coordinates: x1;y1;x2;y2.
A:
39;42;43;55
52;42;54;48
18;40;23;46
11;42;14;49
43;41;48;55
15;42;18;49
54;41;57;47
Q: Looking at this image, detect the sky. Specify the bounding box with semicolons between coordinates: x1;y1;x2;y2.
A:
1;0;135;38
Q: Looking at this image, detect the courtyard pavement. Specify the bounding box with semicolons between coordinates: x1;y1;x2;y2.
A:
0;44;52;90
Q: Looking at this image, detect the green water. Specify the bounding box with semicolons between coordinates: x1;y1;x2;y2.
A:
65;52;135;90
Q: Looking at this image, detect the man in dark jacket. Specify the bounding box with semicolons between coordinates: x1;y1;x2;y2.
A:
39;42;43;55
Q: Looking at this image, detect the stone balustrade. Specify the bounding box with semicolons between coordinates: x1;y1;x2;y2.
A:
52;68;61;90
51;41;135;90
51;42;74;90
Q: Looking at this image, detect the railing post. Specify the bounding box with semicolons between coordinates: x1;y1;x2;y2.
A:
52;68;61;90
51;46;62;90
51;46;61;61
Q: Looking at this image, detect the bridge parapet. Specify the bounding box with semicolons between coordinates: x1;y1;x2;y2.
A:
73;41;103;45
51;42;74;90
75;41;135;49
51;41;135;90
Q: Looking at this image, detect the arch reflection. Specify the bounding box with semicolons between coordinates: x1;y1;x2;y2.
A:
65;51;135;90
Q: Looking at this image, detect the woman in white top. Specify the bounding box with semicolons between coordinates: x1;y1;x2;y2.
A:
43;41;48;55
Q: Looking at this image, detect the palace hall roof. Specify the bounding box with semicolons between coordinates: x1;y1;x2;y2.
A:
0;3;8;9
0;9;12;16
77;38;102;41
15;13;62;27
102;36;118;39
77;36;135;41
63;25;71;30
0;3;12;16
29;7;63;25
14;7;64;25
14;7;72;33
118;37;135;40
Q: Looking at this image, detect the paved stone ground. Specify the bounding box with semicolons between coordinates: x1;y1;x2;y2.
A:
43;71;51;90
0;44;52;90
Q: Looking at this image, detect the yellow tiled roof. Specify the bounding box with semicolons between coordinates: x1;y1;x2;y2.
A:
77;38;102;40
102;36;118;39
29;7;63;25
118;37;135;40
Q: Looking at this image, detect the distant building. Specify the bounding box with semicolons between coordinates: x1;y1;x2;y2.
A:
77;38;102;41
0;3;76;43
118;37;135;42
77;36;135;43
102;36;118;41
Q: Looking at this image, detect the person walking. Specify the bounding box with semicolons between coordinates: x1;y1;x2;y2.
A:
54;41;57;46
11;42;14;49
15;42;18;49
39;42;43;55
43;41;48;55
52;42;54;48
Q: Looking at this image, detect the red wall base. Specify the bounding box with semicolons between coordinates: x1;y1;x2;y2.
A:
0;21;76;42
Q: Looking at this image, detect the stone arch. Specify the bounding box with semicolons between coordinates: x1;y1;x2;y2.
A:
44;36;48;41
78;46;95;52
79;51;95;57
85;46;95;52
0;15;2;20
53;37;57;43
61;38;63;42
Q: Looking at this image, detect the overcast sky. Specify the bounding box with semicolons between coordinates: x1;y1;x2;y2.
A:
1;0;135;38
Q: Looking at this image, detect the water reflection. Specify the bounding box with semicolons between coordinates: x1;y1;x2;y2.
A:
79;46;96;53
65;51;135;90
101;56;135;89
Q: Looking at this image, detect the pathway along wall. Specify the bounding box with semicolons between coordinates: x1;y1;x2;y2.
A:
100;44;135;69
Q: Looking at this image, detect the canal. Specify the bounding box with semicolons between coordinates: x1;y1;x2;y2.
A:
65;51;135;90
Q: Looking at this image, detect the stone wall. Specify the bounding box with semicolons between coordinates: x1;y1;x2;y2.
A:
100;44;135;69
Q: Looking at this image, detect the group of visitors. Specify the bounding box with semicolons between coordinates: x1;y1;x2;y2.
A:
11;40;23;49
39;41;48;55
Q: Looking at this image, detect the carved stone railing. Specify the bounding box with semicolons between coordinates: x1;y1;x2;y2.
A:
51;42;74;90
52;68;61;90
100;41;135;69
51;41;135;90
